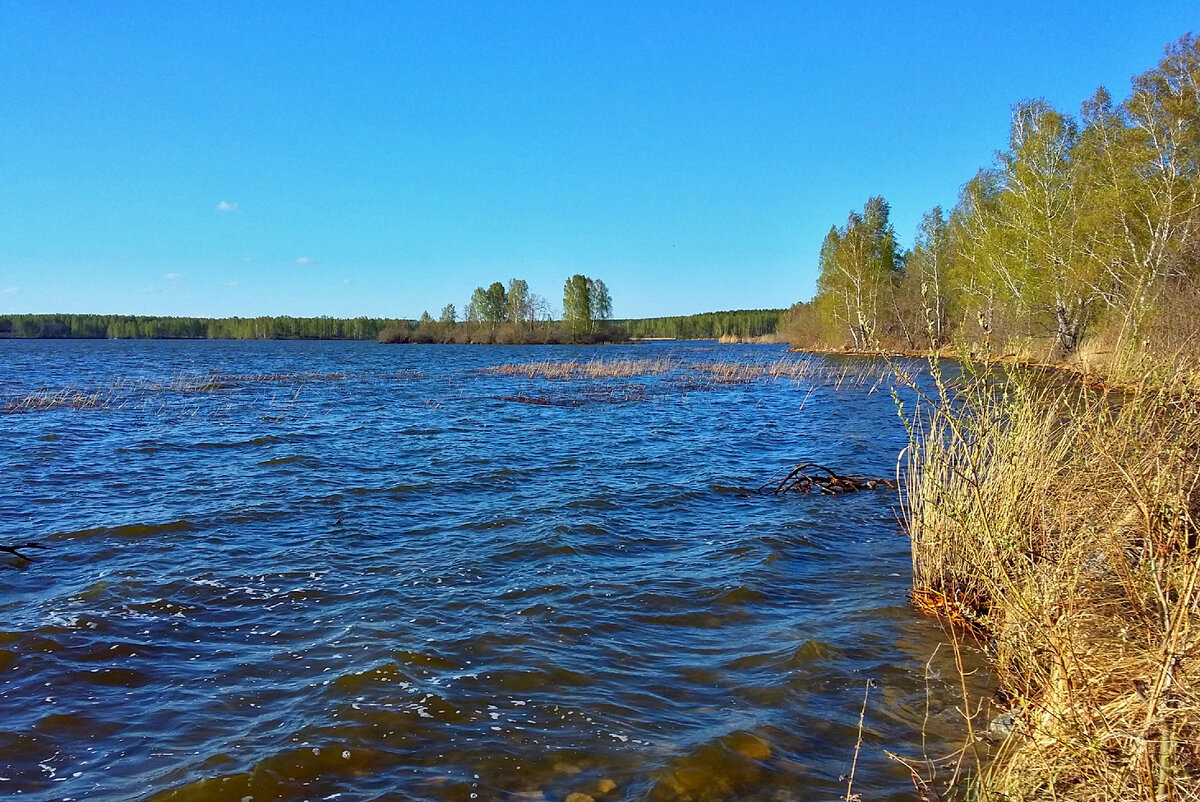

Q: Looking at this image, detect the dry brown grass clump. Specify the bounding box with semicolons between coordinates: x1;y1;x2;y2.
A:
693;358;893;388
483;357;895;390
481;358;677;379
2;371;360;415
4;388;111;413
902;352;1200;800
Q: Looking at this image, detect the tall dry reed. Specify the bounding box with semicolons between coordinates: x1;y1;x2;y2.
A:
901;349;1200;800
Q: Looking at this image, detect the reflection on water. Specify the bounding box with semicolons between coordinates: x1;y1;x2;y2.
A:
0;340;989;801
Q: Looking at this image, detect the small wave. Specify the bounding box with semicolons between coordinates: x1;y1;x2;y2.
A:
566;498;619;511
459;518;524;532
649;730;774;801
59;519;197;540
707;585;768;606
786;638;840;665
492;540;580;562
193;432;319;450
257;454;320;467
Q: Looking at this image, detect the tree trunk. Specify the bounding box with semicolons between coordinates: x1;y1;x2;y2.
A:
1055;301;1084;356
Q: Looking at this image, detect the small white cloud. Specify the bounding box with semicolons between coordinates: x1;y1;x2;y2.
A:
2;286;17;295
164;272;183;280
216;201;238;212
224;280;241;287
294;256;315;265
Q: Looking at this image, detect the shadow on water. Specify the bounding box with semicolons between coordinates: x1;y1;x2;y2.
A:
0;340;992;801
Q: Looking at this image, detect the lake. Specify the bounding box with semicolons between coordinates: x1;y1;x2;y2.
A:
0;339;986;801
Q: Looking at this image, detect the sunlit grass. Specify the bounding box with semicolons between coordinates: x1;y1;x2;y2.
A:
899;347;1200;800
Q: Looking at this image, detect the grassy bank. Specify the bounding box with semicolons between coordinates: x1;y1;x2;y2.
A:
899;344;1200;800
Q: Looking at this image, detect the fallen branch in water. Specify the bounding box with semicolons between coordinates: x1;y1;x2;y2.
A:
1;542;48;561
761;462;896;495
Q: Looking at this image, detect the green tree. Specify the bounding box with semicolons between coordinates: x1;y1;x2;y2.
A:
562;274;592;339
905;205;956;345
439;304;457;324
466;287;486;323
506;278;531;326
1071;37;1200;340
482;282;507;324
814;196;900;348
589;278;612;325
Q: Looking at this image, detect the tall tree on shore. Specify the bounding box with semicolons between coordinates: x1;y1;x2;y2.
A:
507;278;532;326
482;282;507;324
563;274;592;339
467;282;508;325
1072;36;1200;340
955;100;1094;353
589;279;613;327
814;196;900;348
905;206;956;345
887;206;954;348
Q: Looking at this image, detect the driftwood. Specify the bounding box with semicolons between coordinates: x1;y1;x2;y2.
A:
761;462;896;495
1;542;48;561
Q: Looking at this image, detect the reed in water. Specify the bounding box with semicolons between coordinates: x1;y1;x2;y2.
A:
900;342;1200;800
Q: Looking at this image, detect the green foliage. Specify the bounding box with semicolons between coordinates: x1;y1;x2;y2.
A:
562;274;592;339
899;206;956;346
814;196;901;348
466;282;508;325
797;33;1200;360
615;309;783;340
382;273;619;345
0;314;406;340
506;279;531;325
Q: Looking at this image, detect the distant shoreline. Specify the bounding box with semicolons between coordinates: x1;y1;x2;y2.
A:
0;310;785;343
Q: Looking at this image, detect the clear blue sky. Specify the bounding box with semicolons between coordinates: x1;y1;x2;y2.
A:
1;2;1194;319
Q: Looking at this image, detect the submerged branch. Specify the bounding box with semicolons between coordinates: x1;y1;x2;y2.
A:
1;542;48;562
761;461;897;495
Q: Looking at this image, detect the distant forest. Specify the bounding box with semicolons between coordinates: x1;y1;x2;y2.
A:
0;314;407;341
614;309;783;340
0;308;786;342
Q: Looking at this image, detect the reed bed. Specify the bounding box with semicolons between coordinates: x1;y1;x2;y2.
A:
4;388;111;413
692;359;893;389
482;357;895;389
481;358;678;379
901;353;1200;800
2;371;361;415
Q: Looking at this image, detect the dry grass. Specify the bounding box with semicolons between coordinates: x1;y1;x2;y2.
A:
4;388;110;413
481;358;678;379
900;347;1200;800
2;371;362;415
482;357;896;390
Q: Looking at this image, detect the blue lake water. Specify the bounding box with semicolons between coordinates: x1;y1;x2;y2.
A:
0;339;986;801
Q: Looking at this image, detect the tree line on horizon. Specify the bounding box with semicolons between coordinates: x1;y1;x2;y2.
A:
614;309;783;340
0;313;407;341
784;33;1200;361
0;305;787;344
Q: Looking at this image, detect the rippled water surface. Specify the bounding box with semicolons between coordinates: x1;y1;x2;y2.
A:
0;340;986;801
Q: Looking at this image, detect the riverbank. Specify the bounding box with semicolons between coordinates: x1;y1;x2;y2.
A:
901;345;1200;800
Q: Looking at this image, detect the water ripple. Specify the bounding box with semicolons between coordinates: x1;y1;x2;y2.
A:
0;340;987;801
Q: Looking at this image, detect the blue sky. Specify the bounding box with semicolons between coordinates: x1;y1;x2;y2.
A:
1;2;1194;319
